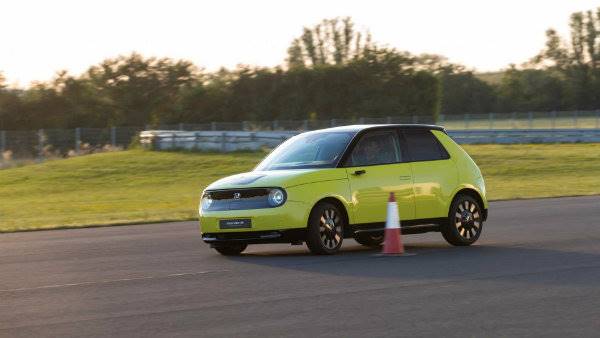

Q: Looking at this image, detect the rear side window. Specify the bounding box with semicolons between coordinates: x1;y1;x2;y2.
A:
402;129;449;162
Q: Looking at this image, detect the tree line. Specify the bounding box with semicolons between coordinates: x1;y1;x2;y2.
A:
1;9;599;130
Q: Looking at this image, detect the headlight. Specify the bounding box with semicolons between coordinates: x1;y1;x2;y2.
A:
201;192;213;210
268;188;286;207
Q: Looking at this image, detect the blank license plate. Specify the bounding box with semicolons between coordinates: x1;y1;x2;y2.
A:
219;219;252;229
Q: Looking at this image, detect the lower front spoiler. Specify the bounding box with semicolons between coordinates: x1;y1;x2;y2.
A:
202;228;307;246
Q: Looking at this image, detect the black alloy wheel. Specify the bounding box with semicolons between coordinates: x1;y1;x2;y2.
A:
306;202;345;254
442;194;483;246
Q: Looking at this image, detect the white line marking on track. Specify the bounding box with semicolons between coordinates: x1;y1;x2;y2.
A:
0;269;230;293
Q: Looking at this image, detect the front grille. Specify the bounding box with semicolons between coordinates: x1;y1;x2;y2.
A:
210;188;270;200
205;188;272;211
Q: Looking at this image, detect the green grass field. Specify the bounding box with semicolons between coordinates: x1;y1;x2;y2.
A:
1;144;599;232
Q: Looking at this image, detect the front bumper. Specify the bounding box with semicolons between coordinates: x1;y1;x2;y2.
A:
199;200;308;234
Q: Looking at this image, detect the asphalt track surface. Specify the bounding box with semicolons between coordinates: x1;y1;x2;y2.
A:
1;196;600;337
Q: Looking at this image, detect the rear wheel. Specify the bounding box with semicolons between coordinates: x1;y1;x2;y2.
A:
354;232;384;247
442;194;483;246
213;243;247;256
306;202;345;255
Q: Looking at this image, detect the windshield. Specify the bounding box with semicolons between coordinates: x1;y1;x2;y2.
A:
255;131;355;171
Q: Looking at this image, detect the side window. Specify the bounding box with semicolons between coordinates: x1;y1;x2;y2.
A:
346;130;401;166
402;129;449;162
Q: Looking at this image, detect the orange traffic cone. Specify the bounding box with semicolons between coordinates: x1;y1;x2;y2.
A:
381;192;407;256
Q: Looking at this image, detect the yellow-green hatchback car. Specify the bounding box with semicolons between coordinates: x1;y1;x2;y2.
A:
199;125;488;255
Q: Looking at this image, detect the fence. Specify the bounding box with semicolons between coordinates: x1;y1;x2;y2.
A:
140;130;298;152
449;129;600;144
0;127;142;160
2;110;600;160
142;129;600;152
138;110;600;132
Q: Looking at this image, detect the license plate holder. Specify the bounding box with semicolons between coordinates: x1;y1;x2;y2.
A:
219;218;252;229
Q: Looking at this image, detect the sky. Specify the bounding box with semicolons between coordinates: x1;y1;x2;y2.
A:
1;0;599;87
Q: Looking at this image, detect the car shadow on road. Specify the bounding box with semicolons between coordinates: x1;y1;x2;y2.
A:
225;240;600;287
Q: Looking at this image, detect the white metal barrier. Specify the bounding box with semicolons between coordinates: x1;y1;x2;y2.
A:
140;128;600;152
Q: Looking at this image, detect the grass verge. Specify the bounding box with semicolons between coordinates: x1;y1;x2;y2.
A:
1;144;599;232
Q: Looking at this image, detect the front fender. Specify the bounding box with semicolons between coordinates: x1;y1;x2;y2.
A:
286;179;355;225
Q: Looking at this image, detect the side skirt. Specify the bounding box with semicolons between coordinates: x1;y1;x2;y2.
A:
347;218;446;237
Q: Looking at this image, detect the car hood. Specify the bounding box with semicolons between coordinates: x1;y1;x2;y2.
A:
205;169;347;190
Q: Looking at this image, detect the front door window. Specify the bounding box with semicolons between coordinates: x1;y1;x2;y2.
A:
346;131;401;167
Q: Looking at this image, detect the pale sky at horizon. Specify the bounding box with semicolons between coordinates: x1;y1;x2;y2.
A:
1;0;599;87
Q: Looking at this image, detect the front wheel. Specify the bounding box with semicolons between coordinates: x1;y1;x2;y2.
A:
213;243;247;256
306;202;345;255
442;195;483;246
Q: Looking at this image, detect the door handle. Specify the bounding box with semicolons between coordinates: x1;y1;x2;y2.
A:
399;175;411;180
352;169;366;176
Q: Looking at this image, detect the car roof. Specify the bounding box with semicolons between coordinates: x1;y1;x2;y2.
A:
313;124;446;133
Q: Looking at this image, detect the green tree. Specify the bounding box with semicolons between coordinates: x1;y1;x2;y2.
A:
413;54;495;116
83;53;198;126
287;17;373;68
531;7;600;109
497;66;568;112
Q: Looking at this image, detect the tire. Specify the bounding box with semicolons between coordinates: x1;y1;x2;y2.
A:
354;232;384;247
442;194;484;246
213;243;248;256
306;202;345;255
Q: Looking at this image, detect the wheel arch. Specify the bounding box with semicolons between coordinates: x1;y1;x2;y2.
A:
309;197;351;236
451;188;487;221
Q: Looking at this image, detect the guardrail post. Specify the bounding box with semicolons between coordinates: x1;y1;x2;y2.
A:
0;130;5;155
111;127;117;147
221;132;227;152
75;128;81;154
242;121;249;131
489;112;494;129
